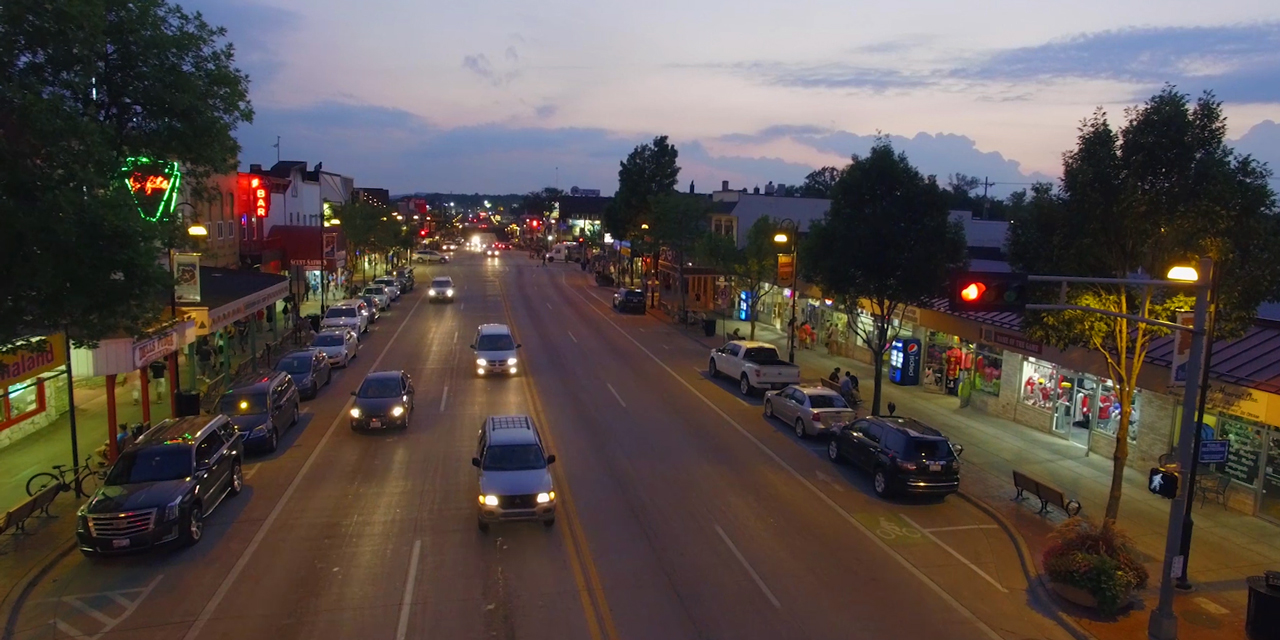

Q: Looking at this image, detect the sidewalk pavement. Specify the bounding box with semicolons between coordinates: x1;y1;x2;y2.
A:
663;311;1275;640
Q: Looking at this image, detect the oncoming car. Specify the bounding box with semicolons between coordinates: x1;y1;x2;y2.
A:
471;324;521;375
472;415;557;531
428;277;455;303
485;246;500;257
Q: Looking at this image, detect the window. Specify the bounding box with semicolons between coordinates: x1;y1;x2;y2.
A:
195;432;223;464
482;444;547;471
2;379;47;430
219;393;268;415
1092;383;1140;442
216;221;224;239
972;345;1003;396
808;394;848;409
475;334;516;351
881;430;908;454
861;423;883;444
1020;357;1061;409
105;447;192;485
357;378;402;398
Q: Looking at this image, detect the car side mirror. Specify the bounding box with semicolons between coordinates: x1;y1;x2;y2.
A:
350;391;357;396
471;457;481;468
516;343;523;349
545;454;556;465
469;344;476;349
952;443;964;456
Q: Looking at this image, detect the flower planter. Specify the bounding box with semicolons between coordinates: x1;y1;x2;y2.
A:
1048;580;1133;612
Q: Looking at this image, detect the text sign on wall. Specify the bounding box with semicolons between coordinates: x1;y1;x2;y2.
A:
122;157;181;222
238;173;272;218
0;335;67;388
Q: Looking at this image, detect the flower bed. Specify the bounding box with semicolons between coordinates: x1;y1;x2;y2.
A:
1042;518;1148;615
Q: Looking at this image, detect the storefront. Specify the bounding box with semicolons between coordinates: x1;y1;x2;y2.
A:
0;335;69;450
1178;382;1280;521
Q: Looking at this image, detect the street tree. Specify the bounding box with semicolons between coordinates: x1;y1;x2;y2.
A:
802;141;967;415
799;166;843;198
0;0;253;347
606;135;680;238
1008;88;1280;526
698;217;780;339
651;193;710;316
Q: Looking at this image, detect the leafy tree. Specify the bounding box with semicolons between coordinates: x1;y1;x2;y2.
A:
651;193;709;315
800;166;842;198
1008;88;1279;526
606;135;680;237
698;217;780;338
802;141;967;415
0;0;252;347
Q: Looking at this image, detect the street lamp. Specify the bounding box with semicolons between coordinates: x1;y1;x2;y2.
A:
187;223;208;237
774;219;799;363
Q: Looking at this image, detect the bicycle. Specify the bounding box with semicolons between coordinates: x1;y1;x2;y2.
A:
26;455;107;498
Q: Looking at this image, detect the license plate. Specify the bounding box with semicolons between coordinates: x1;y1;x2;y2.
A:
112;539;131;548
929;464;942;472
370;419;381;429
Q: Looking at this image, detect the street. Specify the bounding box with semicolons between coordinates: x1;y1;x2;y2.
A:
8;252;1071;640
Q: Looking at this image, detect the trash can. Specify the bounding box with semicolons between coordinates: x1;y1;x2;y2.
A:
702;318;717;337
307;314;321;333
1246;575;1280;639
175;390;202;417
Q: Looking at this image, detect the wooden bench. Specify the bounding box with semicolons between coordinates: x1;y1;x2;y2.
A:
820;378;841;392
1;483;62;537
1013;470;1081;516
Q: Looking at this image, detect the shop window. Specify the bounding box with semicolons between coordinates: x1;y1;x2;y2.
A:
1205;415;1262;488
972;345;1003;396
1020;357;1061;409
1092;384;1139;442
2;379;47;431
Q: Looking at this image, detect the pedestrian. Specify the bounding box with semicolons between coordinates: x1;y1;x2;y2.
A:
238;320;249;353
825;324;837;352
197;340;213;379
541;253;547;267
842;371;862;407
828;367;841;383
282;301;292;328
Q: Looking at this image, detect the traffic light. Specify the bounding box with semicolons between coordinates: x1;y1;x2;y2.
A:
950;272;1028;312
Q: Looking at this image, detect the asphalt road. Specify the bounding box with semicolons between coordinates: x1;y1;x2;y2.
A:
8;252;1073;640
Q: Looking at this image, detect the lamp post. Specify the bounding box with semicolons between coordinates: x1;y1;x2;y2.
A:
1148;257;1214;640
774;219;799;363
1175;265;1220;591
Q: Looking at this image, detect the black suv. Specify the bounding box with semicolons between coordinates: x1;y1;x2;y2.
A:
77;415;244;556
612;288;645;313
826;416;963;498
217;371;300;453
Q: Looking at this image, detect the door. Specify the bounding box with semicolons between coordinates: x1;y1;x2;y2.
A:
774;389;798;422
854;423;884;471
1261;428;1280;523
194;432;228;497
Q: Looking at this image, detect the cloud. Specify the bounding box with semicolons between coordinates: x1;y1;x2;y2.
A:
175;0;302;86
534;104;558;119
462;53;521;87
701;61;935;92
718;124;833;144
1232;120;1280;176
505;46;519;63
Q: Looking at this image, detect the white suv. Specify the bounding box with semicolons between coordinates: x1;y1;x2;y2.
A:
471;324;520;376
320;302;367;335
428;277;455;303
472;415;557;531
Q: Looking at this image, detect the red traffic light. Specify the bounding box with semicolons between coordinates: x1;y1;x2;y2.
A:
419;229;427;237
951;272;1028;312
959;282;986;302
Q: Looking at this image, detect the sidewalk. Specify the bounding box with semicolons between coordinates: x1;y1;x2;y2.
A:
666;312;1274;639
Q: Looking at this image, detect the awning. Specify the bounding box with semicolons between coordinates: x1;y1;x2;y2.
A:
71;321;196;377
179;267;290;335
267;225;347;269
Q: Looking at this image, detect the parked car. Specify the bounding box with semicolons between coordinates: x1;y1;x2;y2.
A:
373;277;401;300
76;415;243;556
349;370;415;431
394;268;415;291
414;249;449;263
764;385;857;438
428;276;455;303
217;371;301;453
362;285;391;310
320;302;368;335
275;348;332;400
311;328;359;367
612;288;646;313
472;415;557;531
708;341;801;396
359;296;380;323
471;324;521;376
827;416;963;498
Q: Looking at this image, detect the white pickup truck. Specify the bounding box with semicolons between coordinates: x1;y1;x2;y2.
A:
708;341;802;396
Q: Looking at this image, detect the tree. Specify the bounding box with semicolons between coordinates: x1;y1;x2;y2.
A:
0;0;253;347
698;217;780;338
1008;88;1280;526
606;135;680;238
650;193;710;315
800;166;843;198
801;141;967;415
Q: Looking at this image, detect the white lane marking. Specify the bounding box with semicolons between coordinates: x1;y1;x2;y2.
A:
396;539;422;640
813;470;846;492
53;576;162;640
662;345;669;350
183;289;430;640
546;302;553;310
714;524;781;610
1195;597;1229;615
454;331;458;345
922;524;1000;533
564;285;1005;640
693;367;750;407
55;619;86;637
459;302;465;310
65;596;115;625
439;386;449;412
606;383;626;408
567;330;578;343
243;464;259;480
898;514;1008;593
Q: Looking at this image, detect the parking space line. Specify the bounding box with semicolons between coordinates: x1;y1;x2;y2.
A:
54;619;85;637
814;470;846;492
243;464;259;480
923;525;1000;533
899;514;1007;593
715;524;781;610
395;539;422;640
439;386;449;412
606;383;626;408
65;597;114;625
546;302;553;309
568;330;578;343
454;331;458;345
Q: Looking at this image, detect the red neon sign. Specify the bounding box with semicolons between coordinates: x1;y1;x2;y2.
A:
129;173;172;196
238;173;272;218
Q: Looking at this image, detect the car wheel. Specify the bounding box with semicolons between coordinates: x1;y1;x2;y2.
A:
267;426;280;453
708;359;718;378
874;469;891;498
827;440;841;463
739;375;753;396
181;505;204;547
764;400;774;418
229;461;243;496
795;419;807;439
477;520;489;533
291;403;300;426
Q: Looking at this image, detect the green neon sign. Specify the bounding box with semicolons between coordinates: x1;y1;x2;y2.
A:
122;157;181;222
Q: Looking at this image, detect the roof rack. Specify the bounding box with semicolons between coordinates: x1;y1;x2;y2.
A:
489;415;533;431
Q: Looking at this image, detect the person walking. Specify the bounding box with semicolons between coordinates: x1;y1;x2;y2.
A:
197;340;213;380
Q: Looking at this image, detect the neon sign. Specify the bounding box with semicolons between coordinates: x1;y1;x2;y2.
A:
122;157;181;222
238;173;272;218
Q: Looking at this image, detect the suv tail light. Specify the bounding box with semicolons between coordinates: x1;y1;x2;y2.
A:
895;459;918;471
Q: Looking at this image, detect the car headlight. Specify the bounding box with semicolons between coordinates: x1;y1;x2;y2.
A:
476;358;486;366
391;406;405;417
165;495;183;521
446;289;454;296
480;495;499;506
506;357;517;365
350;407;362;418
537;491;555;504
428;289;436;296
251;423;269;435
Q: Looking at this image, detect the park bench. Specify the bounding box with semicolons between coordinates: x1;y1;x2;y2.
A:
1012;469;1081;516
0;483;61;537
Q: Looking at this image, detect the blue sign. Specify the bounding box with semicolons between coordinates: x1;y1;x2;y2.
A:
888;338;921;386
737;290;755;321
1198;439;1230;464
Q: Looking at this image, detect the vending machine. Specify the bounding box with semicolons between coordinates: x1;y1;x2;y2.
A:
888;338;922;386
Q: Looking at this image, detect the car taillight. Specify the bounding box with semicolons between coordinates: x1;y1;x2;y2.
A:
895;459;918;471
811;412;822;423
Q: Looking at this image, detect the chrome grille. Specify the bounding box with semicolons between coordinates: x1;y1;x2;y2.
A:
87;509;156;538
501;494;536;509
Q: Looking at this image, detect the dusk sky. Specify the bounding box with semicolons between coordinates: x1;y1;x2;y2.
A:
183;1;1280;196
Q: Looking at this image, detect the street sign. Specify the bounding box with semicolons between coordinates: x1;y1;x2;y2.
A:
1170;311;1195;386
777;254;795;285
1148;468;1178;499
1197;439;1230;464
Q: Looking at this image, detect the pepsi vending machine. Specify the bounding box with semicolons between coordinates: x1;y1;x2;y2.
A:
888;338;922;386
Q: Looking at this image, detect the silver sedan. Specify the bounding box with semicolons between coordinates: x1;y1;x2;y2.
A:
311;328;360;367
764;385;857;438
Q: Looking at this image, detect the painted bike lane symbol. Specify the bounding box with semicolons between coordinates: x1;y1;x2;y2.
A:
875;517;921;541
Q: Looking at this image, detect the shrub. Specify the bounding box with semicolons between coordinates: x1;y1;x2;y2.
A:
1042;518;1148;614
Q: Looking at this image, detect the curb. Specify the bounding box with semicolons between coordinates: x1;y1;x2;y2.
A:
1;537;75;640
957;490;1098;640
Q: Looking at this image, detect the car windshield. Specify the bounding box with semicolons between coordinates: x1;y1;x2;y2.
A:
476;334;516;351
105;446;191;485
219;392;268;415
743;347;781;361
312;334;345;347
902;439;957;461
357;377;402;398
432;279;451;288
809;394;849;409
277;356;313;374
375;279;394;286
326;307;357;318
363;287;384;295
482;444;547;471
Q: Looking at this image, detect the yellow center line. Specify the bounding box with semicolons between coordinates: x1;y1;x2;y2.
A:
496;277;620;640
